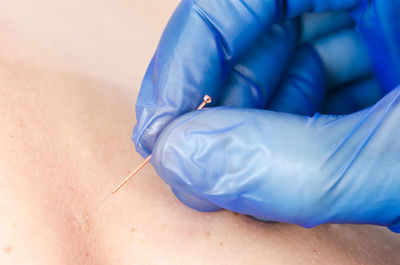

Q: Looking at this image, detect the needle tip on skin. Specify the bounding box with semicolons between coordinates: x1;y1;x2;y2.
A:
80;192;113;226
80;215;90;227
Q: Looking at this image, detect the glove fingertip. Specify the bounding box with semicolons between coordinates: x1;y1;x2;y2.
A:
131;126;151;159
388;222;400;233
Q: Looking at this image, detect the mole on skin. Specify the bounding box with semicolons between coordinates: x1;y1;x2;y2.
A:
3;245;12;253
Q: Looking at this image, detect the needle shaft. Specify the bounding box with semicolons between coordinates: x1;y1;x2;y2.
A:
111;155;152;194
111;94;212;195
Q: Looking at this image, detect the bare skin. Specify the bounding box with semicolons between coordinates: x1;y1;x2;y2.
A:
0;1;399;264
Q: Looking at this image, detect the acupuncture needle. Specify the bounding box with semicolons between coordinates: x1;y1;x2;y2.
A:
80;95;212;225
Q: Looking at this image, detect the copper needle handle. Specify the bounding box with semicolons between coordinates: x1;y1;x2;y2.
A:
197;94;212;110
111;95;212;195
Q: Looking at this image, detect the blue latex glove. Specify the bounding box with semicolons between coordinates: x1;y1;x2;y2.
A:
132;0;400;232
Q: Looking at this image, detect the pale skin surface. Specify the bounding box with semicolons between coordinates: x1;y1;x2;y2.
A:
0;1;399;264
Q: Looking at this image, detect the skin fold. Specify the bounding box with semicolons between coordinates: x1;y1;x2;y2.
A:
0;0;399;264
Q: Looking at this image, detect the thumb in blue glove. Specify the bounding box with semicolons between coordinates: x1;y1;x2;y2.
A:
152;85;400;232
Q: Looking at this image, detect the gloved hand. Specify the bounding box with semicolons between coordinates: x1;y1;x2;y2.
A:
132;0;400;232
